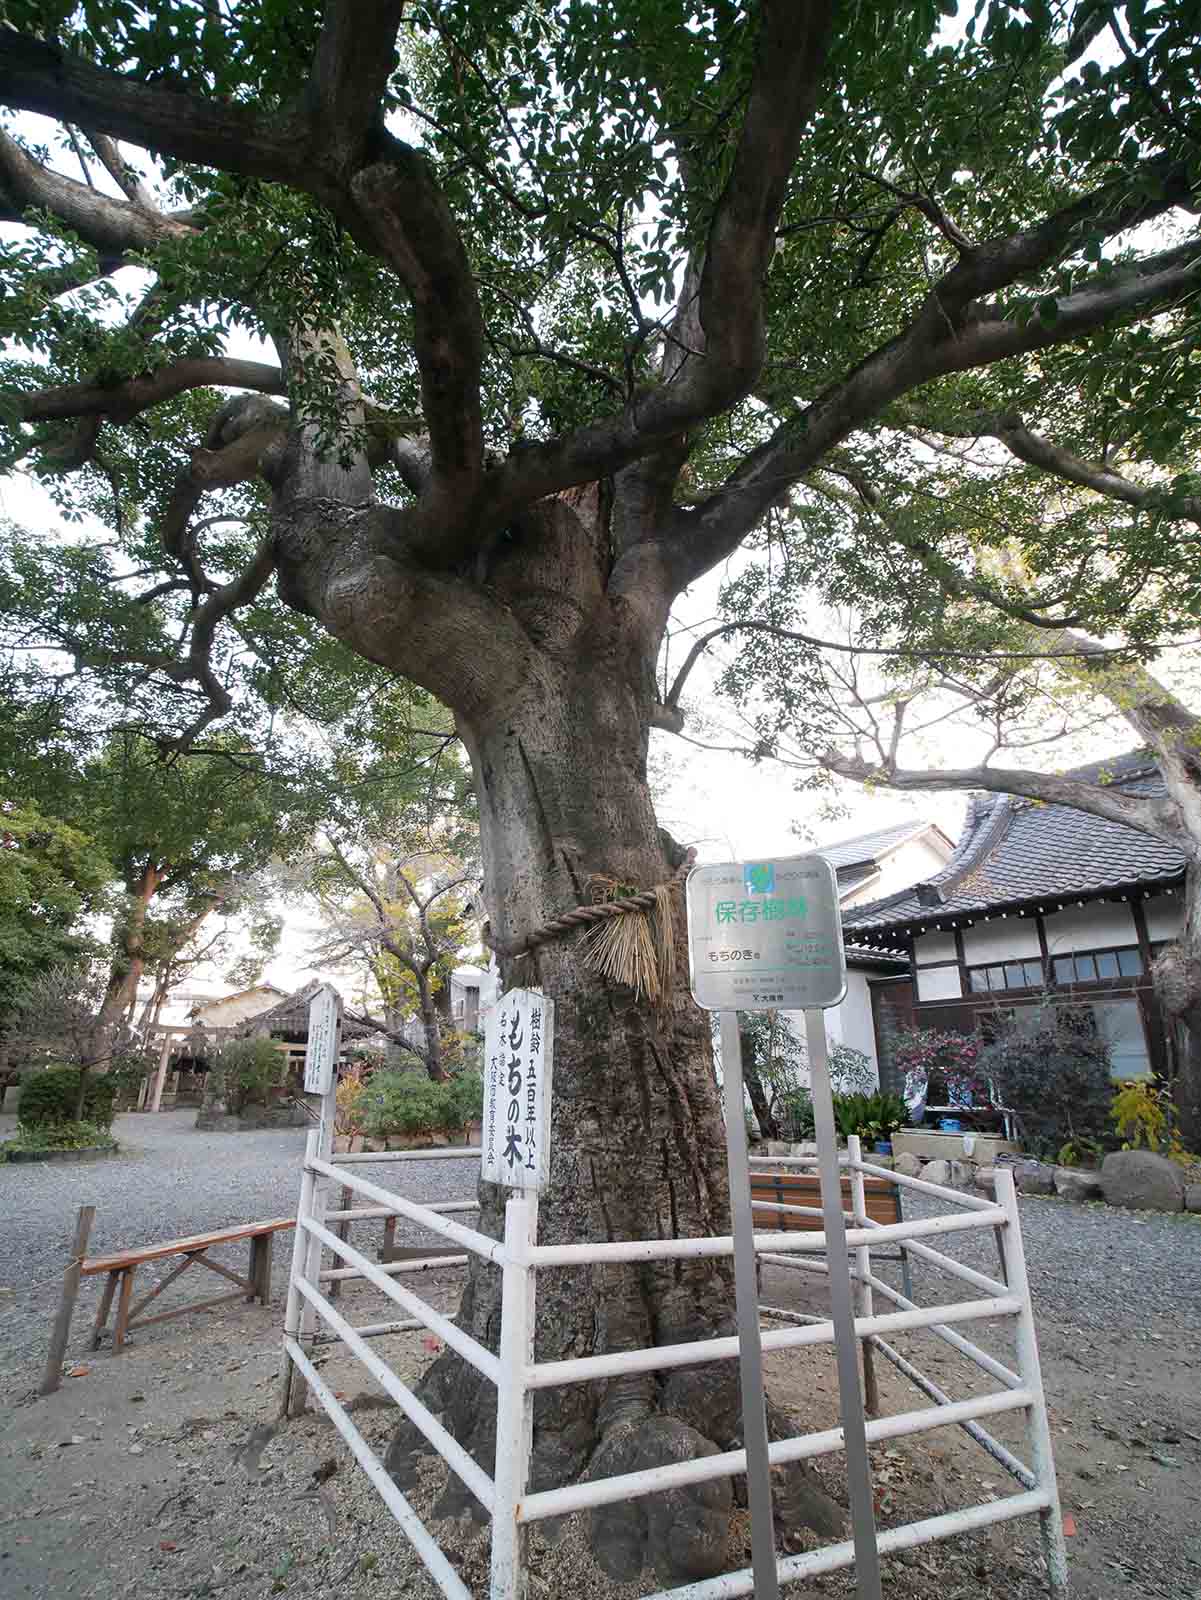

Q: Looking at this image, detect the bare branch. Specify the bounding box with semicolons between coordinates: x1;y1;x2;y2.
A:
823;747;1183;845
15;358;286;427
84;129;160;212
0;125;196;254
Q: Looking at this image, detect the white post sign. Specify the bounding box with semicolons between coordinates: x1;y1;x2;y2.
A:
685;854;847;1012
481;988;554;1191
303;984;341;1095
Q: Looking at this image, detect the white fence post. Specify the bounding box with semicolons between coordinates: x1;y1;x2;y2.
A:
491;1195;537;1600
846;1136;879;1418
994;1168;1069;1596
278;1126;320;1417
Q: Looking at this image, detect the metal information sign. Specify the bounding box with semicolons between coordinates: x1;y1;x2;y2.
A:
481;988;554;1191
685;854;847;1012
684;859;880;1600
303;984;340;1095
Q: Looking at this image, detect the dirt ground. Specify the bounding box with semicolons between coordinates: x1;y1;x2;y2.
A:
1;1233;1199;1600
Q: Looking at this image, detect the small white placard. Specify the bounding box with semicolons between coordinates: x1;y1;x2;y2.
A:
481;988;554;1190
304;984;341;1095
686;855;847;1012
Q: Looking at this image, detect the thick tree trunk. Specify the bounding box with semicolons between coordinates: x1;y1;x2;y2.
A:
83;864;160;1112
416;969;445;1080
386;639;843;1580
1152;858;1201;1148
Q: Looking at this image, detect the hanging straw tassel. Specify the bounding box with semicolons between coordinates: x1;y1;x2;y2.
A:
580;879;680;1003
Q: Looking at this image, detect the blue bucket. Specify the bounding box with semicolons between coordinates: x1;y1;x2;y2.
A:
938;1117;963;1133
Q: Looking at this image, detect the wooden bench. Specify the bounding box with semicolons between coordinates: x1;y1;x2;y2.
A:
83;1217;295;1351
749;1169;913;1297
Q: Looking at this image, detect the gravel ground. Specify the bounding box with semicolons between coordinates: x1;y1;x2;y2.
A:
0;1110;479;1372
1;1116;1199;1599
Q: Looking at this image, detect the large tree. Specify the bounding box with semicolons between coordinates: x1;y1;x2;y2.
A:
2;1;1200;1575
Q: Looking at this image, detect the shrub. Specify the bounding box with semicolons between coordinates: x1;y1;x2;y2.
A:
0;1119;117;1160
889;1027;984;1106
209;1037;284;1114
1110;1076;1188;1160
831;1090;907;1141
976;1002;1113;1159
828;1045;875;1095
778;1086;815;1140
359;1068;484;1142
18;1066;116;1130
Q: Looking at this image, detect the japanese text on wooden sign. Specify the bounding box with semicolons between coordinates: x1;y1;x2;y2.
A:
481;988;554;1191
304;984;340;1094
685;856;847;1012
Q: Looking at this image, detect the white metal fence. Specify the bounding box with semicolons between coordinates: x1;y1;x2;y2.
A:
278;1126;1067;1600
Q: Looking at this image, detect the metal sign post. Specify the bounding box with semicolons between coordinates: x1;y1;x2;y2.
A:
805;1006;884;1600
718;1010;780;1600
686;855;882;1600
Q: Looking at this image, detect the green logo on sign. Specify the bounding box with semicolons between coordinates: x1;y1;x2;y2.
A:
744;862;775;895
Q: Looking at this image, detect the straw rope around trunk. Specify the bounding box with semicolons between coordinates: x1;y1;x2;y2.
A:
484;850;696;980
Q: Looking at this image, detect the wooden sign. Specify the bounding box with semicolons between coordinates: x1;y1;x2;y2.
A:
304;984;341;1095
481;988;554;1190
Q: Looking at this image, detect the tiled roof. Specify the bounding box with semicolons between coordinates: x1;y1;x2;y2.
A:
818;818;934;872
842;750;1186;942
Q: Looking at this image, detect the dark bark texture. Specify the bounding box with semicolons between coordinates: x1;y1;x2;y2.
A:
378;492;843;1579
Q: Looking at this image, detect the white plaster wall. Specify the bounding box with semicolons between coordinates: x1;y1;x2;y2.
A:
914;931;957;966
916;965;963;1001
1143;894;1183;942
962;919;1041;964
1042;903;1136;954
841;833;952;907
781;969;882;1087
839;970;881;1074
193;987;285;1027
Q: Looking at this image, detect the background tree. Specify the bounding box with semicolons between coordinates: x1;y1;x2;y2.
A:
0;801;109;1042
2;1;1200;1571
704;405;1201;1135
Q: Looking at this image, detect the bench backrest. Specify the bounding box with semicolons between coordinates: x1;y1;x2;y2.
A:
750;1171;900;1232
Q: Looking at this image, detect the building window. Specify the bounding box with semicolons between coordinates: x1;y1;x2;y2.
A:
1050;946;1143;985
968;960;1044;993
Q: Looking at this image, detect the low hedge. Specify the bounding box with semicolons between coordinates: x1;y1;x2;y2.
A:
18;1066;117;1130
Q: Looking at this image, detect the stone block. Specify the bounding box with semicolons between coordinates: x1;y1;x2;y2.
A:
1101;1150;1185;1212
920;1159;951;1187
1053;1167;1102;1203
1013;1159;1055;1196
949;1159;976;1189
893;1152;922;1179
1185;1185;1201;1214
974;1166;997;1193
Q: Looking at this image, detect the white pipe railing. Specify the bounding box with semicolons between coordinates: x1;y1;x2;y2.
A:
282;1097;1067;1600
854;1157;1000;1212
518;1387;1034;1525
643;1490;1053;1600
333;1147;483;1163
284;1338;474;1600
320;1252;467;1283
869;1334;1034;1489
300;1214;500;1384
857;1214;1010;1298
527;1206;1006;1267
524;1295;1021;1389
295;1276;496;1512
308;1156;502;1263
862;1271;1023;1391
